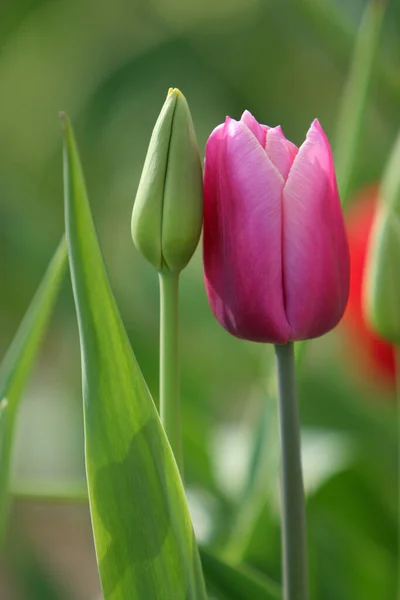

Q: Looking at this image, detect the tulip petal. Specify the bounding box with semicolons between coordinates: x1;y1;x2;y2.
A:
282;120;350;340
265;126;298;180
204;118;290;343
240;110;267;147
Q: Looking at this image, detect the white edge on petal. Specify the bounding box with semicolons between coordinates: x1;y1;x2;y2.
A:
226;118;285;184
271;125;283;135
284;118;334;186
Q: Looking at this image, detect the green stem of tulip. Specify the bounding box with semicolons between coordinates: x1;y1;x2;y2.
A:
274;342;309;600
159;271;183;477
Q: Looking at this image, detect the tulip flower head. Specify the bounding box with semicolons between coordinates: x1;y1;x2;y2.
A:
203;111;350;344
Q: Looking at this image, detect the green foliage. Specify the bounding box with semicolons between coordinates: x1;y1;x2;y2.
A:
9;537;76;600
0;239;67;545
62;114;207;600
200;547;280;600
364;128;400;343
1;1;399;598
334;0;386;205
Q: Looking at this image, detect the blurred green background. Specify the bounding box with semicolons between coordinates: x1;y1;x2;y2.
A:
0;0;398;598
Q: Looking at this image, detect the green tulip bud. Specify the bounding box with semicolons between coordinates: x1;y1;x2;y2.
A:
364;130;400;344
131;88;203;273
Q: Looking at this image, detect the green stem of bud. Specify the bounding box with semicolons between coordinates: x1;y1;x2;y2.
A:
159;271;183;476
274;342;309;600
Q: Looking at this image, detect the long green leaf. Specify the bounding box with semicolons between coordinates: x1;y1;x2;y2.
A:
62;113;207;600
334;0;386;205
200;547;280;600
0;238;67;545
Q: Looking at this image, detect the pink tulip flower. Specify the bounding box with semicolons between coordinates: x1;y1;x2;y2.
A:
203;111;350;344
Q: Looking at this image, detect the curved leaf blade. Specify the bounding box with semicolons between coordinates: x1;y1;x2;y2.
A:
0;238;67;545
62;114;207;600
0;238;67;408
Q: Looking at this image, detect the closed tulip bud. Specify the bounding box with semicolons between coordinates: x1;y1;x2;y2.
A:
364;131;400;344
203;111;350;344
131;88;203;273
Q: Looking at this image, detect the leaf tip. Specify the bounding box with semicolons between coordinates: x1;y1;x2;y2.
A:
59;112;72;137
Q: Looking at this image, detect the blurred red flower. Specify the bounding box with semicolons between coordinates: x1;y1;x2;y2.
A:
342;184;395;386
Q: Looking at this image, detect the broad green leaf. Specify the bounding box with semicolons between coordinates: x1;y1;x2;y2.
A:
200;547;280;600
62;114;207;600
0;239;67;545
